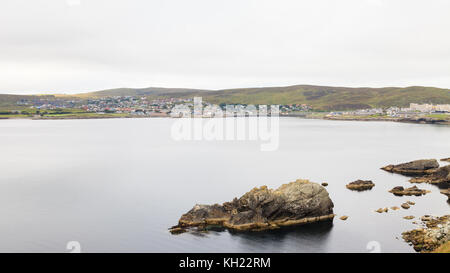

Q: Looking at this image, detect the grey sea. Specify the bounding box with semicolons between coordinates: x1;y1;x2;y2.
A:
0;118;448;252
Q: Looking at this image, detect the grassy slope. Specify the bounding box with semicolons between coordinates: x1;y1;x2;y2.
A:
2;85;450;111
79;87;210;98
145;85;450;110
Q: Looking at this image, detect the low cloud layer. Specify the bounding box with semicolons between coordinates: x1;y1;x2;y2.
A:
1;0;450;94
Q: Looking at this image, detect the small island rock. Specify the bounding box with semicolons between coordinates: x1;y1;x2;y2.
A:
389;186;429;196
170;179;335;233
401;203;411;209
381;159;439;176
345;180;375;191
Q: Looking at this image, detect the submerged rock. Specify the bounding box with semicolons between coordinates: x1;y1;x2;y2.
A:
404;216;415;220
409;165;450;184
391;206;400;210
345;180;375;191
375;208;388;213
381;159;439;176
402;215;450;252
389;186;430;196
340;216;348;220
170;179;335;233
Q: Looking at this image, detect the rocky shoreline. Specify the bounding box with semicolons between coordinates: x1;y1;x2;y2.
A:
324;116;450;125
170;179;335;234
171;157;449;252
402;215;450;252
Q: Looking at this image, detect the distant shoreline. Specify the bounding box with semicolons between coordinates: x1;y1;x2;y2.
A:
1;114;449;125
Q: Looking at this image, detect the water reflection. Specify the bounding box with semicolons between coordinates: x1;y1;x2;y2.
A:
227;221;334;252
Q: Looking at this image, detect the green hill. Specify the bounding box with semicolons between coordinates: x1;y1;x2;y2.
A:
142;85;450;111
79;87;210;98
1;85;450;111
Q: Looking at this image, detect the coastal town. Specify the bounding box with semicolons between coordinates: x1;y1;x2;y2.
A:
1;95;449;124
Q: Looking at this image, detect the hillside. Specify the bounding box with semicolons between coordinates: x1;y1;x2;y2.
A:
141;85;450;111
0;94;57;110
1;85;450;111
78;87;210;98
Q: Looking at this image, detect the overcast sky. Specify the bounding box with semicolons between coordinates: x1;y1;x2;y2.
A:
1;0;450;94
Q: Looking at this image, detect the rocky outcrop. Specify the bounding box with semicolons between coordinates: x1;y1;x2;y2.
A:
402;215;450;252
389;186;430;196
409;165;450;184
401;203;410;209
170;179;335;234
441;158;450;162
381;159;439;176
346;180;375;191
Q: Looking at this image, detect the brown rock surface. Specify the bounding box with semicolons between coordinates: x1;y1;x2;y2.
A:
389;186;429;196
409;165;450;184
381;159;439;175
401;203;411;209
402;215;450;252
345;180;375;191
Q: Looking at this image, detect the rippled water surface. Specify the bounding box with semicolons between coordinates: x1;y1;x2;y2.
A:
0;118;448;252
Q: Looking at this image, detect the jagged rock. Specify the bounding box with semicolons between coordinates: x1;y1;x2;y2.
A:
409;165;450;184
404;216;415;220
389;186;430;196
402;215;450;252
169;179;335;233
440;189;450;200
340;216;348;220
169;227;187;234
441;158;450;162
381;159;439;176
401;203;411;209
345;180;375;191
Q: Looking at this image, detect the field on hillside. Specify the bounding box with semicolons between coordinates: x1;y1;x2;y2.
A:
2;85;450;111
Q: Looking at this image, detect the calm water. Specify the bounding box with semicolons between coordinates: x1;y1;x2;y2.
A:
0;118;448;253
